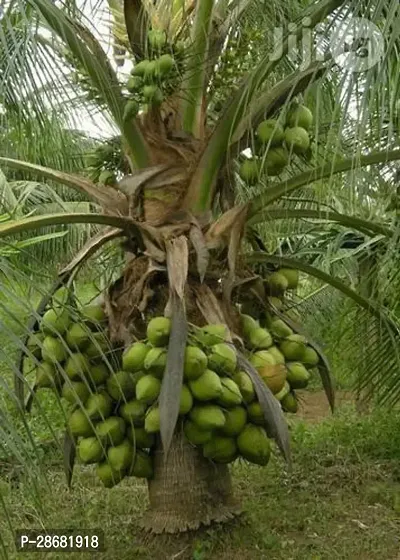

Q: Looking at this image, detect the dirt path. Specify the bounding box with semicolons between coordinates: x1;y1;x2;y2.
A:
296;390;354;423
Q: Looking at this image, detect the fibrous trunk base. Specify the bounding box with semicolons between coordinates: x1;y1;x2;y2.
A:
141;429;241;534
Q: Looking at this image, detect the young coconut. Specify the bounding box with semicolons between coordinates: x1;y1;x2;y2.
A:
179;385;194;415
237;424;271;466
267;271;289;295
106;371;136;401
247;402;265;425
96;416;126;447
41;308;70;335
136;375;161;404
127;426;155;449
302;346;320;366
143;347;167;378
286;104;313;130
78;437;104;464
36;362;59;388
122;342;149;372
119;399;147;426
188;369;223;401
203;436;237;464
284;127;310;154
247;327;273;350
41;336;67;364
131;59;150;76
256;119;285;146
240;314;259;339
220;406;247;436
239;158;258;185
66;323;91;350
88;363;109;386
267;346;286;365
189;405;226;431
269;319;293;339
286;362;310;389
195;324;229;346
146;316;171;347
65;352;90;380
183;345;208;380
183;420;213;445
107;439;133;472
85;391;112;421
280;334;306;361
232;371;255;403
217;378;243;407
61;381;90;405
96;461;125;488
278;268;299;289
81;304;106;327
274;381;290;402
129;449;154;478
144;407;161;433
281;391;298;413
68;409;94;438
207;343;237;375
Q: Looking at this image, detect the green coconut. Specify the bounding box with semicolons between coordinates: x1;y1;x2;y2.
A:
26;333;44;360
78;437;104;464
247;402;265;425
220;406;247;436
248;327;273;350
106;371;135;401
250;350;276;370
239;159;258;185
189;405;226;431
126;75;143;92
36;362;59;388
120;399;147;426
148;29;167;50
196;324;229;347
240;314;259;339
85;333;110;359
143;347;167;378
52;286;69;306
207;343;237;375
147;317;171;347
264;147;289;176
232;371;255;404
286;104;313;130
81;304;106;327
270;319;293;339
136;375;161;404
68;409;94;438
267;346;286;365
123;100;139;121
183;346;208;380
85;391;112;421
88;363;109;386
284;126;310;154
96;461;125;488
107;439;133;472
96;416;126;447
280;335;306;361
65;353;90;381
41;308;70;335
122;342;149;372
131;59;149;76
237;424;271;466
41;336;67;364
183;420;213;445
203;436;237;464
267;296;284;310
274;381;290;402
66;323;90;350
126;425;155;448
302;346;319;366
61;381;90;404
156;54;174;76
281;391;298;413
256;119;285;146
129;449;153;478
179;385;193;415
188;369;223;401
286;362;310;389
278;268;299;289
267;272;289;295
143;60;159;82
217;378;242;407
144;407;160;433
143;85;163;105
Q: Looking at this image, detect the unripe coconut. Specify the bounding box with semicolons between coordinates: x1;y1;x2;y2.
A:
258;364;286;394
207;343;237;375
264;147;289;176
232;371;255;403
81;304;106;327
247;402;265;425
88;363;109;386
156;54;174;76
189;405;226;431
203;436;237;464
183;420;213;445
270;319;293;339
65;352;90;380
237;424;271;466
267;296;284;310
179;385;193;415
85;391;112;421
302;346;319;366
143;60;159;83
239;159;258;185
275;381;290;402
284;126;310;154
68;409;94;438
250;350;276;370
107;439;133;472
240;314;259;339
136;375;161;404
220;406;247;436
36;362;58;388
126;75;143;92
27;333;44;360
85;333;109;359
143;85;163;105
248;327;273;350
98;170;116;186
129;449;153;478
256;119;285;146
280;335;306;361
286;362;310;389
123;99;139;121
183;346;208;380
52;286;69;306
267;272;289;295
189;369;223;401
281;391;298;413
127;425;155;449
120;399;147;426
78;437;104;464
196;324;228;346
96;461;124;488
267;346;286;365
144;407;160;433
106;371;135;401
41;336;67;364
278;268;299;289
62;381;90;404
96;416;126;447
41;308;70;335
148;29;167;50
217;378;242;407
143;347;167;378
286;104;313;130
147;316;171;347
132;59;149;76
123;342;149;372
131;370;146;390
66;323;90;350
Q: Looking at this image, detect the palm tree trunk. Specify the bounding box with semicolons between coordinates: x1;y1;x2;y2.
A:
141;427;241;533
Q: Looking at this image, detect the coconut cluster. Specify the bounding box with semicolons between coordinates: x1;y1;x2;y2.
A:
239;103;313;185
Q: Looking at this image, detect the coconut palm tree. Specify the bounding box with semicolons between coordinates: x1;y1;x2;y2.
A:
1;0;400;534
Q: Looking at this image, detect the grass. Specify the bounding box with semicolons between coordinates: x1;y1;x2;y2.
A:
1;401;400;559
